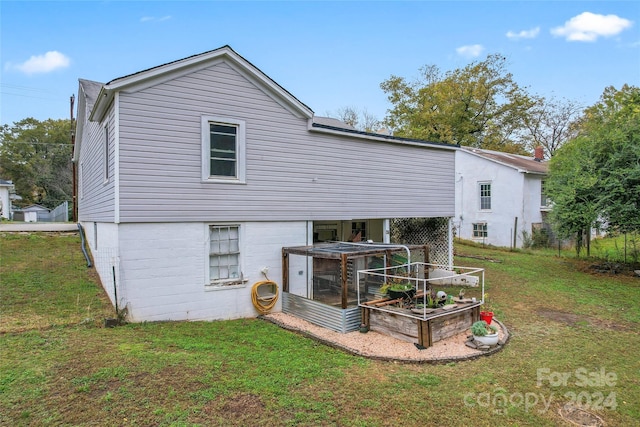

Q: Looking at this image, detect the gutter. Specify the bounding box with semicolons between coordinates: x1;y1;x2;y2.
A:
308;122;459;151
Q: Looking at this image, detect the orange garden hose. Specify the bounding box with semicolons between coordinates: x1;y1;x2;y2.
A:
251;280;279;314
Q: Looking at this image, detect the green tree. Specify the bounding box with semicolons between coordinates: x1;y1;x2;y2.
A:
585;85;640;233
546;85;640;254
0;118;73;209
546;136;599;255
380;54;535;152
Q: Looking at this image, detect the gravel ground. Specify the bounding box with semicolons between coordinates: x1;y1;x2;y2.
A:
263;312;507;362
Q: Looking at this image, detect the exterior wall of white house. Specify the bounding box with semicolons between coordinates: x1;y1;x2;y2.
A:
455;150;544;248
0;185;10;219
522;176;545;232
88;221;310;322
83;222;121;308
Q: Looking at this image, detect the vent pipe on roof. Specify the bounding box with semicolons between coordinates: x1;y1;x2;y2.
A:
534;146;544;162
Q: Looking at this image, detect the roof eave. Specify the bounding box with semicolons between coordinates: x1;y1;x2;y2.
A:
88;86;111;123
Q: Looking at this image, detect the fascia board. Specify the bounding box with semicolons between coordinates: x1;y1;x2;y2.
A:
88;86;110;122
74;83;88;161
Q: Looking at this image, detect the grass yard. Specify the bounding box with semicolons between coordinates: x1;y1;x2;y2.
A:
1;233;639;426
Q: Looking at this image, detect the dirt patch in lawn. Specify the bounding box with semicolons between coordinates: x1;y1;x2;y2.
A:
196;393;267;425
219;393;266;415
536;308;633;332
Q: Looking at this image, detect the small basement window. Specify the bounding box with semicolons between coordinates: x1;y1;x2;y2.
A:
208;225;243;286
473;223;488;238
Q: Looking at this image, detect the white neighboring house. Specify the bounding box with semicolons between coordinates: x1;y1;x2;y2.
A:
0;179;19;220
454;146;550;248
74;46;457;323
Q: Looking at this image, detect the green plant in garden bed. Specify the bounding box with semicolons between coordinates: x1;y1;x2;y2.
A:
470;320;497;336
379;281;414;295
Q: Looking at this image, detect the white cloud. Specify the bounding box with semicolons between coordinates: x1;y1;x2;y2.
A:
140;15;172;23
551;12;633;42
506;27;540;40
456;44;484;58
6;51;70;75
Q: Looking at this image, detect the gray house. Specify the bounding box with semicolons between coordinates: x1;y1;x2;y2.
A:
75;46;457;323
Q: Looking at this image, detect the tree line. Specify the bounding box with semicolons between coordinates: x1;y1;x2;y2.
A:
0;118;73;209
331;54;639;251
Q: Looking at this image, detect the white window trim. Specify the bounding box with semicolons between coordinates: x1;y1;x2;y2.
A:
472;222;488;238
201;116;246;184
479;181;492;211
103;123;110;184
204;223;248;289
540;180;550;208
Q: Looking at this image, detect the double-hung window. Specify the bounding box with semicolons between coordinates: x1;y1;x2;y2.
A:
479;182;491;210
201;116;246;183
541;180;550;207
208;225;242;286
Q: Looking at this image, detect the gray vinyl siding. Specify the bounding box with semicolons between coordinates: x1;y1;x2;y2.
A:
118;61;454;223
78;105;116;222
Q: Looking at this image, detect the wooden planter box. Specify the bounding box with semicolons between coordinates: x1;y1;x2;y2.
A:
362;305;479;347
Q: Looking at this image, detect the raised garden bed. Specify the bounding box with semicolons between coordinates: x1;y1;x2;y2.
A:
362;300;481;347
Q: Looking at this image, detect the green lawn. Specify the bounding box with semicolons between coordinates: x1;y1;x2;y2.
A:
1;233;639;426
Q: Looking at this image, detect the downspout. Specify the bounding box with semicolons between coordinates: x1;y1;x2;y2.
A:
77;223;92;267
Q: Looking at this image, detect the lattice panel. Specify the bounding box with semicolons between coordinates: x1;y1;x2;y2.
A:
390;217;451;266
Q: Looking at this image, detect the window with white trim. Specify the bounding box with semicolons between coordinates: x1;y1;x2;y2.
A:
201;116;246;183
479;182;491;210
473;223;488;238
541;180;550;207
208;225;242;285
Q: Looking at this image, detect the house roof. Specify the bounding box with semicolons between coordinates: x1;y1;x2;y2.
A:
88;45;314;122
459;146;548;175
0;179;14;187
19;204;49;212
312;116;357;130
78;79;103;111
283;242;428;260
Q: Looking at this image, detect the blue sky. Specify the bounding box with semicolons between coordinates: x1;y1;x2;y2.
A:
1;1;639;126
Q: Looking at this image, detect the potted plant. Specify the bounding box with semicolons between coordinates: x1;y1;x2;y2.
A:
380;281;416;300
471;320;499;346
480;292;494;324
